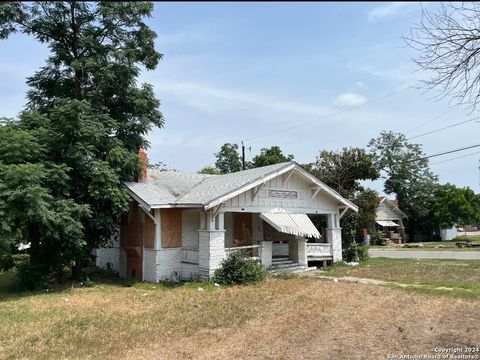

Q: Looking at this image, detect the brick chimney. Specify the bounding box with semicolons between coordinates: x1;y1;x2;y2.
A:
138;148;148;182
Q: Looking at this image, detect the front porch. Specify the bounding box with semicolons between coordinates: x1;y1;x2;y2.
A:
195;209;342;279
223;241;333;272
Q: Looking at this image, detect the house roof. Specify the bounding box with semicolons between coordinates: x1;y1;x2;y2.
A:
124;162;358;212
377;197;407;219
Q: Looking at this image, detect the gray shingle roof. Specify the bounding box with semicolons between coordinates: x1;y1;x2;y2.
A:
124;162;357;212
124;162;292;208
176;162;292;205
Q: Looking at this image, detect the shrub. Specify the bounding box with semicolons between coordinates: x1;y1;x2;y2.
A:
0;254;15;272
370;230;386;246
0;254;31;272
12;254;30;268
343;241;359;262
14;263;52;291
212;251;266;285
357;245;370;263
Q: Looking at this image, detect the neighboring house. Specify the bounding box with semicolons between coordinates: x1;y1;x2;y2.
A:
375;197;407;243
96;159;357;282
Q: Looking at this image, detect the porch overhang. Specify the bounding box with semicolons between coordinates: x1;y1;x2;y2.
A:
260;209;321;239
376;220;399;227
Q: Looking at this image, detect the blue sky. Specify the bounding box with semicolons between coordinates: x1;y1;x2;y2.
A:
1;2;479;194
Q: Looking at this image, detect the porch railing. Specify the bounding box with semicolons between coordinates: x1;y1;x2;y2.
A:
307;243;332;257
225;245;260;260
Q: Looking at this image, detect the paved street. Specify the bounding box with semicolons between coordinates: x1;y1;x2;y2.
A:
369;249;480;260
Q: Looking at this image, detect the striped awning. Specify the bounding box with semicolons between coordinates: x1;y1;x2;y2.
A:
260;209;321;239
376;220;399;227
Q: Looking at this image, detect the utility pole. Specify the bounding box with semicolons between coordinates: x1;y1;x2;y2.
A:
241;141;246;171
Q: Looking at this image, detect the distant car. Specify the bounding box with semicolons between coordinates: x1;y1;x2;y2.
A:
457;227;465;232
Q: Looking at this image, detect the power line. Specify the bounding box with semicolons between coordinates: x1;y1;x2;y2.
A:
242;86;412;143
407;117;480;140
406;143;480;163
179;86;413;171
430;150;480;166
404;107;456;135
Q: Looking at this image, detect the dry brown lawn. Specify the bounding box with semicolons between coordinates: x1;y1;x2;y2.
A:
1;277;479;360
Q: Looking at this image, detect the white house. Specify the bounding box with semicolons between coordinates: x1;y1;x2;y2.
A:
375;197;407;243
96;161;358;281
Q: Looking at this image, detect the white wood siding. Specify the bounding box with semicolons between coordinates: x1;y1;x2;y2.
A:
222;172;338;214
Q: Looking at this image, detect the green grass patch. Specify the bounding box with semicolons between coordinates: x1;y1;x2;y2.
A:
324;257;480;299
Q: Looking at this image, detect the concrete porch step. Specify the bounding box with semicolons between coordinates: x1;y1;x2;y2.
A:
271;265;318;274
270;261;298;269
271;257;291;263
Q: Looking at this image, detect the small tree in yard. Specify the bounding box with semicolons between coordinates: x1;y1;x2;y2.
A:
212;251;266;286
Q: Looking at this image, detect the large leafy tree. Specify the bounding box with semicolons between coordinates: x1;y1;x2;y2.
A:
0;2;164;280
251;146;294;168
368;131;438;239
430;183;480;230
211;144;294;174
0;118;90;276
215;143;242;174
311;147;380;252
311;147;379;198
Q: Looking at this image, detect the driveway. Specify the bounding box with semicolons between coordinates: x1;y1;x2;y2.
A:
369;249;480;260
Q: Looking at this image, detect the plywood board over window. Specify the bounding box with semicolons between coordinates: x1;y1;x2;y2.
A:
143;214;155;249
233;212;252;246
161;209;182;248
122;202;144;247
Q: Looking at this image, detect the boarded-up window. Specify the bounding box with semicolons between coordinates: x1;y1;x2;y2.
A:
121;202;144;247
263;221;295;242
233;213;252;246
143;215;155;249
161;209;182;248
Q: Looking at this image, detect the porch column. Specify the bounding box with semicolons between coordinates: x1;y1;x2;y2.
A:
198;210;225;280
297;238;307;266
288;237;307;266
326;213;342;262
259;241;272;268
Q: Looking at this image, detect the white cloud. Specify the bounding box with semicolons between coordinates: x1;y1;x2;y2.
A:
367;2;411;22
333;92;367;107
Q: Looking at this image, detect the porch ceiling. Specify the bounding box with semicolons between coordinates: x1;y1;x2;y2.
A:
260;209;321;239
